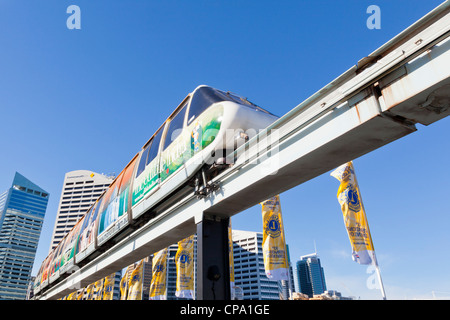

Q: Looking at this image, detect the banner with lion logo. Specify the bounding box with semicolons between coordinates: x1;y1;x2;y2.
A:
175;235;195;299
331;161;377;265
149;248;168;300
260;195;289;280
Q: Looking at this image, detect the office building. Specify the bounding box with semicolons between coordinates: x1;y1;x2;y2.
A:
0;172;49;300
296;253;327;297
49;170;114;251
283;244;296;299
141;257;153;300
232;230;294;300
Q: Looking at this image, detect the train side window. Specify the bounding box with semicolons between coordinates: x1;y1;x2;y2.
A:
135;145;150;178
147;127;163;164
163;103;187;151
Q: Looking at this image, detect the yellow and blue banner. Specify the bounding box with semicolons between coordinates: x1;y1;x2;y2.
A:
331;161;387;299
76;288;85;300
127;260;144;300
229;220;235;299
85;283;94;300
102;273;116;300
149;248;168;300
93;278;104;300
120;264;133;300
260;195;289;280
175;236;195;299
66;291;77;300
331;161;377;265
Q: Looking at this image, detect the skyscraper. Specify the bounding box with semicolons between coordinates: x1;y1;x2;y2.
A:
296;253;327;298
49;170;114;251
232;230;294;300
0;172;49;300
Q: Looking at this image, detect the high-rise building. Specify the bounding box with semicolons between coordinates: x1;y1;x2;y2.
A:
283;244;296;299
49;170;114;251
232;230;294;300
0;172;49;300
296;253;327;297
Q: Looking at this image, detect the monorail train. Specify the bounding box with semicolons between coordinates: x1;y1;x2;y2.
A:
33;85;278;296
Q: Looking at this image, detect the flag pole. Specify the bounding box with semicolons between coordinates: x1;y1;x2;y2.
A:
374;263;386;300
332;162;387;300
351;161;386;300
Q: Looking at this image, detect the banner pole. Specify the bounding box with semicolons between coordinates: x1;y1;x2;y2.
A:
375;264;386;300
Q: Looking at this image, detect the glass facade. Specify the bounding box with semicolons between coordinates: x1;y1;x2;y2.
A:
296;254;327;298
232;230;292;300
0;172;49;300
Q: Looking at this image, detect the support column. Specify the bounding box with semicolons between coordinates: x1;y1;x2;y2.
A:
196;215;231;300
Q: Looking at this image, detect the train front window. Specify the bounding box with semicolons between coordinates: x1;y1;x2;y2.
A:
187;87;227;125
163;102;187;151
187;86;275;126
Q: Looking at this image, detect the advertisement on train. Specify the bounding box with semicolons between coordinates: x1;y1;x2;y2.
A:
97;158;137;246
59;217;84;275
132;132;162;207
75;199;102;263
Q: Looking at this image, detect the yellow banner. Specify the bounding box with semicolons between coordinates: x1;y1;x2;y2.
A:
76;288;85;300
228;220;235;299
93;278;104;300
102;273;116;300
120;264;133;300
149;248;168;300
175;235;195;299
331;161;377;265
85;283;94;300
66;291;77;300
128;260;144;300
260;195;289;280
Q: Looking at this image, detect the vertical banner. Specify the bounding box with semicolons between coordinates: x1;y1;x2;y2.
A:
76;288;85;300
128;260;144;300
120;264;133;300
102;273;116;300
331;161;386;299
93;278;104;300
149;248;168;300
85;283;94;300
175;235;195;299
66;291;77;300
228;220;235;300
260;195;289;280
331;161;377;265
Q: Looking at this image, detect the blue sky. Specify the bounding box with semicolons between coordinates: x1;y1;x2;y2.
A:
0;0;448;299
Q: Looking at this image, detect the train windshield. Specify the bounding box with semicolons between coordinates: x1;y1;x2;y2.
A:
187;86;275;126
